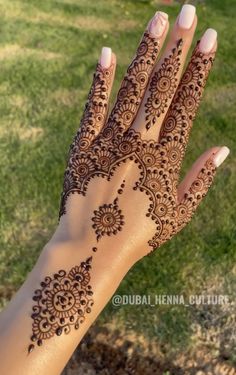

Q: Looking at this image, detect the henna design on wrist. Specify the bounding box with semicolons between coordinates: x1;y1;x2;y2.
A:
28;257;94;353
145;39;183;130
59;38;216;252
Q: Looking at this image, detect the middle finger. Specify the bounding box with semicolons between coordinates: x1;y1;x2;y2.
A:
132;4;197;140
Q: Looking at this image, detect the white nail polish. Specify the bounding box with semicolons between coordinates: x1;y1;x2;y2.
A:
100;47;112;69
199;28;217;54
149;11;168;38
178;4;196;29
213;146;230;167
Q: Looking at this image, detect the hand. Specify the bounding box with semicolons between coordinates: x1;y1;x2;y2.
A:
52;5;229;263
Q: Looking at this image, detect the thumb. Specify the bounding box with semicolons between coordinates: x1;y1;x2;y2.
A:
176;146;230;227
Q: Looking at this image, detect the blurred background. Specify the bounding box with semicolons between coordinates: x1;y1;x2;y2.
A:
0;0;235;373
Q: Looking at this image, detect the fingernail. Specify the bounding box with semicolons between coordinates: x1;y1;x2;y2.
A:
178;4;196;29
100;47;112;69
148;11;168;38
199;28;217;54
213;146;230;167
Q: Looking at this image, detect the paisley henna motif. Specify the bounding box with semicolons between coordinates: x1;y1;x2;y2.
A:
59;39;216;252
28;257;94;353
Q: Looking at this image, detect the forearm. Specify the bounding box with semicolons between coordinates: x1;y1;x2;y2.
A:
0;240;133;375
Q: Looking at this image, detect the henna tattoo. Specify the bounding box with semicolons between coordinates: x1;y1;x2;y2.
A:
103;31;160;135
145;39;183;130
92;198;124;241
59;38;216;252
69;61;115;158
92;182;125;241
177;157;216;230
160;42;215;148
28;257;94;353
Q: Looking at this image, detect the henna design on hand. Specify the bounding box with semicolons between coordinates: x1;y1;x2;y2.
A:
59;37;216;252
28;257;94;353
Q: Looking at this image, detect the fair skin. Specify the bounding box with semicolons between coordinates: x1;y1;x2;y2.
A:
0;4;229;375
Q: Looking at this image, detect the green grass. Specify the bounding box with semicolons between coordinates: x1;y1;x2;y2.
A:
0;0;235;364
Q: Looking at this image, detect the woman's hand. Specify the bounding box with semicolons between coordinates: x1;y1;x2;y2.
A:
51;5;229;263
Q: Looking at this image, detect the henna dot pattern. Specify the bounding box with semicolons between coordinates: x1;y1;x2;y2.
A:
28;257;94;353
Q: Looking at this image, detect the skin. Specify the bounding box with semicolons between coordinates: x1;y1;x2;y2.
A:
0;6;228;375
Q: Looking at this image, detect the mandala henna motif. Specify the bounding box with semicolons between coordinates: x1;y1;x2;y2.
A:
28;257;94;353
92;182;125;241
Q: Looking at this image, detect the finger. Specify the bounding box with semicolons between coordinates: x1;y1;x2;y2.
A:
176;146;230;229
102;11;169;140
160;28;217;158
132;4;197;139
71;47;116;153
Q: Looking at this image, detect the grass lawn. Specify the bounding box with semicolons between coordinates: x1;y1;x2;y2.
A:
0;0;235;369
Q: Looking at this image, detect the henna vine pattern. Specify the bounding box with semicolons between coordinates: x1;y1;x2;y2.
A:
92;181;125;241
28;257;93;353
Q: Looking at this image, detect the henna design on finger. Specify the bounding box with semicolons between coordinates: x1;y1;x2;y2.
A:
28;257;94;353
176;157;216;229
145;39;183;130
70;62;114;154
103;31;161;135
160;43;215;150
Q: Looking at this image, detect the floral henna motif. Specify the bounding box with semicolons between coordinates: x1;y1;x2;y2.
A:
28;257;94;353
59;41;216;252
92;182;125;241
145;39;183;130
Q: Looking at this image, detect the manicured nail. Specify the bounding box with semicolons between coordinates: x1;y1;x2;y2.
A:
199;28;217;54
100;47;112;69
178;4;196;29
213;146;230;167
149;11;168;38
